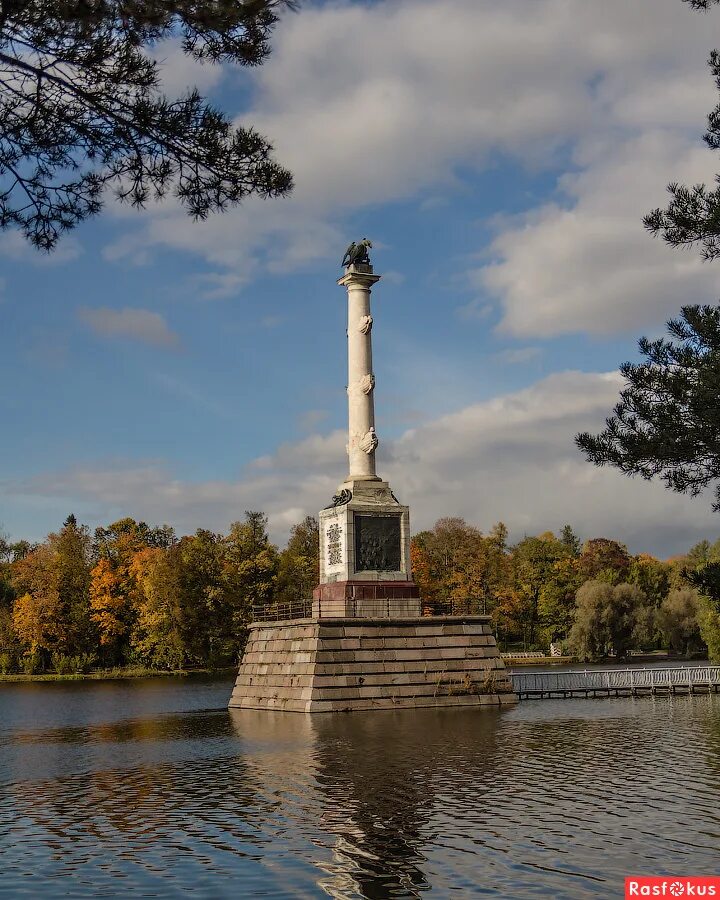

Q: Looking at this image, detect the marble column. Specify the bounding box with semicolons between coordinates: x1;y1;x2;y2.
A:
338;265;381;482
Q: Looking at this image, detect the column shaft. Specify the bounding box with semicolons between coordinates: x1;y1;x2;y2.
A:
338;268;381;481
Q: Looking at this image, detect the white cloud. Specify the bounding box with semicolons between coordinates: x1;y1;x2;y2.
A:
7;371;720;557
103;0;718;301
78;307;179;347
480;132;720;337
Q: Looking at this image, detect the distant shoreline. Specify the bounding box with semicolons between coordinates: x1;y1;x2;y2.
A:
0;667;237;683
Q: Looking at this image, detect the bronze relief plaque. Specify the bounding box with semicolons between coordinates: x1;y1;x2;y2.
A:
354;514;402;572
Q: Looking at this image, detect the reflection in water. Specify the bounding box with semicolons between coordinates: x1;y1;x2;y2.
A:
308;711;501;899
1;679;720;898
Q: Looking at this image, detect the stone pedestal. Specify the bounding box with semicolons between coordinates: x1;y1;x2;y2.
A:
316;479;421;618
229;616;517;713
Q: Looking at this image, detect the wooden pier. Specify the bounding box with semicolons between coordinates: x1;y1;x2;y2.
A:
511;666;720;700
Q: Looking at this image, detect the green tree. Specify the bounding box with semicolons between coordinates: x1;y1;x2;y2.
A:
0;0;294;250
559;524;581;557
511;532;572;647
577;308;720;510
699;601;720;660
175;527;247;665
627;554;671;609
568;580;647;662
686;538;714;567
659;587;703;656
539;553;583;642
224;511;279;643
276;515;319;606
645;0;720;258
53;515;94;654
577;1;720;518
0;528;15;612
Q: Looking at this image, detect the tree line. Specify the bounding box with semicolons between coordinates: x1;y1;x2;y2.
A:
2;512;720;673
411;519;720;661
0;512;318;674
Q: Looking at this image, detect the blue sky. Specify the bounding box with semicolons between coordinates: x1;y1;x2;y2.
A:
3;0;720;556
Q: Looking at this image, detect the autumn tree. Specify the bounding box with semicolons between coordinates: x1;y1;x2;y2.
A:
130;546;186;669
578;538;631;583
89;517;164;660
0;0;295;250
11;544;63;657
93;518;175;559
9;516;94;660
411;518;513;615
89;557;126;655
410;537;437;609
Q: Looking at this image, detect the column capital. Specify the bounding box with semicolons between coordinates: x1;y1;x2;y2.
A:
338;265;381;289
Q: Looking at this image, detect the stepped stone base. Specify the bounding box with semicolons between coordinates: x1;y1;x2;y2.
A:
229;616;518;713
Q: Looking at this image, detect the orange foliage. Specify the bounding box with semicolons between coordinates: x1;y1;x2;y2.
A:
410;541;436;604
89;558;127;646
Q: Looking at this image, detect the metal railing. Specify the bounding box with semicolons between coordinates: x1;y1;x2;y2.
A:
251;597;489;623
511;665;720;699
252;600;313;622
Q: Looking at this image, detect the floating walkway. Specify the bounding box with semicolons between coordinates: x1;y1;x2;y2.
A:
511;665;720;700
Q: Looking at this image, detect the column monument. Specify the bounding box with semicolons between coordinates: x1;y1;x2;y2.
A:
229;241;515;713
313;239;420;617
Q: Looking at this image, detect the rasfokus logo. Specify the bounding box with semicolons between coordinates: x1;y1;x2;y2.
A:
626;878;720;898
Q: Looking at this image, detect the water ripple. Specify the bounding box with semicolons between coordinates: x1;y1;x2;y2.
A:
0;680;719;897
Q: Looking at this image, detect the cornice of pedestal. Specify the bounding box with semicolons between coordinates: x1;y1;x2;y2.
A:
337;264;381;288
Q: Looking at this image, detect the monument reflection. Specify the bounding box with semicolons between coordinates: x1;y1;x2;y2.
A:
230;707;503;899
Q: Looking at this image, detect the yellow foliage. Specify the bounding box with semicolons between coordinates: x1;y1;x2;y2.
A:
12;590;62;652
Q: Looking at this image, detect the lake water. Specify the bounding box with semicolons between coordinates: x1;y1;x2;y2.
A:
1;676;719;898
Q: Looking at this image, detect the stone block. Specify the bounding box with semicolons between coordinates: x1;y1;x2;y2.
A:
229;616;516;712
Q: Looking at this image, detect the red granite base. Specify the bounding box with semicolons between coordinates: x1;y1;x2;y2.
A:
312;580;421;619
313;580;420;602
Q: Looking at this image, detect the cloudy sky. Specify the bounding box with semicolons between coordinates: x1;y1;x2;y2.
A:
3;0;720;557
